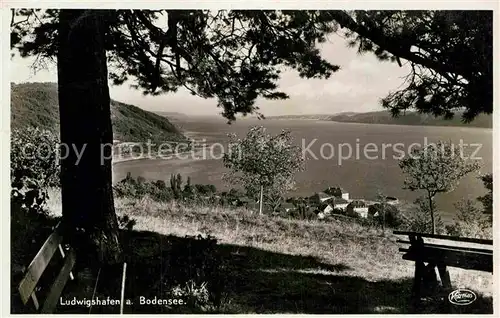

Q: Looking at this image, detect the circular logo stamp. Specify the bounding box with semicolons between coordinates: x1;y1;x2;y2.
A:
448;289;477;306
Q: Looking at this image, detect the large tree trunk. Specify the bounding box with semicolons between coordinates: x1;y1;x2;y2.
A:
57;9;122;267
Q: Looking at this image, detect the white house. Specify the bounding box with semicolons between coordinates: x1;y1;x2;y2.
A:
331;197;350;211
323;186;350;201
341;191;350;201
317;192;334;202
354;207;369;218
348;200;369;218
323;204;334;215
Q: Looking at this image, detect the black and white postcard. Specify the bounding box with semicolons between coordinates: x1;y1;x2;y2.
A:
4;1;497;314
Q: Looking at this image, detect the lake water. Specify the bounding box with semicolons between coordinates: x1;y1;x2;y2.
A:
113;116;492;221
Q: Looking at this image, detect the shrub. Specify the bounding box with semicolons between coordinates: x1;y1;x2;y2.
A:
183;177;195;199
114;173;140;198
195;184;217;195
346;209;360;218
332;208;345;215
368;203;403;227
114;174;176;202
114;178;138;198
287;198;317;220
445;199;492;239
114;174;226;206
150;186;174;202
170;173;183;199
170;280;211;312
153;180;167;190
136;175;146;185
400;197;445;234
11;127;60;214
477;173;493;221
219;189;249;208
264;193;285;213
308;193;321;207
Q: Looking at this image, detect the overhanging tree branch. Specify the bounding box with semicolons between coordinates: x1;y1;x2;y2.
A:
328;11;460;82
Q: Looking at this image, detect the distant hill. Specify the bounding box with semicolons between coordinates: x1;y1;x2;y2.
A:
153;111;189;119
327;110;492;128
268;110;492;128
11;82;186;143
265;114;334;120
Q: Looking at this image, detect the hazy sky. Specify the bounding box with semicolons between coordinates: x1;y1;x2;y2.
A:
11;33;410;116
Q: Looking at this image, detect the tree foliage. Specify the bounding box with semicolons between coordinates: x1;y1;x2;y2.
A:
399;140;480;233
399;141;480;195
368;202;402;228
477;173;493;218
403;196;445;234
327;10;492;122
11;127;60;214
13;10;492;122
11;127;60;188
11;9;340;121
223;126;304;214
445;199;491;239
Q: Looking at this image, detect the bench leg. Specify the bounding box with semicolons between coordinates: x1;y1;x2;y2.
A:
412;260;425;304
423;263;438;288
31;293;39;311
58;244;75;281
437;265;452;289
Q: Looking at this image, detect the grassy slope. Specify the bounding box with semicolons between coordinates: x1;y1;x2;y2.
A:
43;189;492;314
11;82;186;143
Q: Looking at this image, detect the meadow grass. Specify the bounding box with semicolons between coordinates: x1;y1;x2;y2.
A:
41;188;493;313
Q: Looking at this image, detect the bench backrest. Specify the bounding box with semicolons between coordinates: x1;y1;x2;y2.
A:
18;223;76;313
393;230;493;245
393;231;493;273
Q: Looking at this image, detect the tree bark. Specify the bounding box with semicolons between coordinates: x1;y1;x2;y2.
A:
382;202;385;236
427;191;435;235
259;185;264;215
57;9;122;267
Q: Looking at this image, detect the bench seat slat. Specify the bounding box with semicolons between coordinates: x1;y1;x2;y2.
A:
18;229;63;304
420;242;492;255
396;239;493;254
402;246;493;272
40;248;77;314
396;239;411;245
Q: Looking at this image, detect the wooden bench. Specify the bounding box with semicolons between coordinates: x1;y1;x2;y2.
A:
18;222;76;313
393;231;493;302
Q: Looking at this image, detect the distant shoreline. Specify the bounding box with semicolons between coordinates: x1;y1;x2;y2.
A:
264;117;492;129
112;133;208;166
264;111;492;129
